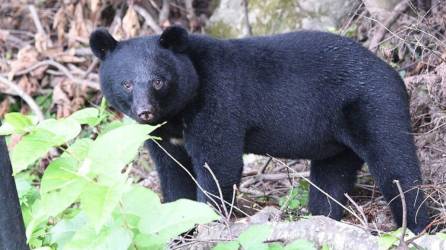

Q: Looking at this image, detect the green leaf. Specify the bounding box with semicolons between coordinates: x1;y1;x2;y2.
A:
134;233;166;250
321;244;331;250
11;128;63;173
437;232;446;240
39;176;86;217
238;224;272;250
64;224;132;250
213;241;240;250
268;243;285;250
4;112;34;133
40;157;79;194
80;183;127;231
284;239;316;250
29;168;86;238
85;123;159;178
138;199;220;242
69;108;100;126
62;138;93;161
99;98;108;117
50;212;88;248
100;120;124;134
378;233;398;250
15;175;39;206
0;121;15;135
121;185;161;217
37;118;81;142
11;117;83;173
21;205;33;227
26;185;86;243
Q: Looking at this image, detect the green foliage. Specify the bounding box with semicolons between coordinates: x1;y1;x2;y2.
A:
238;224;272;250
283;239;316;250
279;180;309;217
377;228;416;250
212;224;316;250
2;106;219;249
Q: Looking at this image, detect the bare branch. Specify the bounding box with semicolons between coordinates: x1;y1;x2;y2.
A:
134;5;163;34
203;163;230;219
28;5;45;35
0;76;44;121
393;179;409;249
159;0;170;25
369;1;410;53
4;60;100;90
241;0;252;37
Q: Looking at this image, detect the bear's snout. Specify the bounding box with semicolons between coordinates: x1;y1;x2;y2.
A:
134;105;157;123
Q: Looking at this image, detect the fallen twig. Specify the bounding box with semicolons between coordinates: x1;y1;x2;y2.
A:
0;76;44;121
345;193;369;229
28;5;45;35
369;1;410;53
4;60;100;90
393;179;409;250
203;163;230;219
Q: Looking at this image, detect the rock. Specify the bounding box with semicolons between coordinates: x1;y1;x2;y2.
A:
206;0;359;38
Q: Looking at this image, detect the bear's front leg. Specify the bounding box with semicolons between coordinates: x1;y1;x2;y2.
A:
145;139;197;202
184;119;244;209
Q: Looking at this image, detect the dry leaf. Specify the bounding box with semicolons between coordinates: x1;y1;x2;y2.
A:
68;2;89;47
90;0;101;13
29;64;48;79
53;79;72;118
0;98;10;117
53;7;67;46
10;46;39;74
18;75;39;96
43;48;86;63
0;29;9;42
34;32;51;53
122;5;140;38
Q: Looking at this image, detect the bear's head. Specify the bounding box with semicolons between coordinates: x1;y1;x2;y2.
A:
89;26;198;125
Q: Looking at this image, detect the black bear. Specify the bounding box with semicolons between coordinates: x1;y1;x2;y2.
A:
90;26;429;233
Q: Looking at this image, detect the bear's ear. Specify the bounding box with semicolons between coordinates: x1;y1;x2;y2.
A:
159;26;189;53
90;28;118;60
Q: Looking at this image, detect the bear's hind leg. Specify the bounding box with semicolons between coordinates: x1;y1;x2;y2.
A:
359;138;429;234
341;100;430;233
308;149;364;220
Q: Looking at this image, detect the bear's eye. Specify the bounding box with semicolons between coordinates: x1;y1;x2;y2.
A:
121;80;133;91
153;79;165;90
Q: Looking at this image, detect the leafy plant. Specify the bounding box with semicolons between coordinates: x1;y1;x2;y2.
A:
377;228;417;250
213;224;316;250
1;106;219;249
279;180;309;217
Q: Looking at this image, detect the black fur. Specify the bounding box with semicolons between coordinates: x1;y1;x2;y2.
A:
0;122;28;249
90;28;118;60
159;26;189;52
90;27;430;233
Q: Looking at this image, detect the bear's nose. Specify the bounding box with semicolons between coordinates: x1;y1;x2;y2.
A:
137;110;154;122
